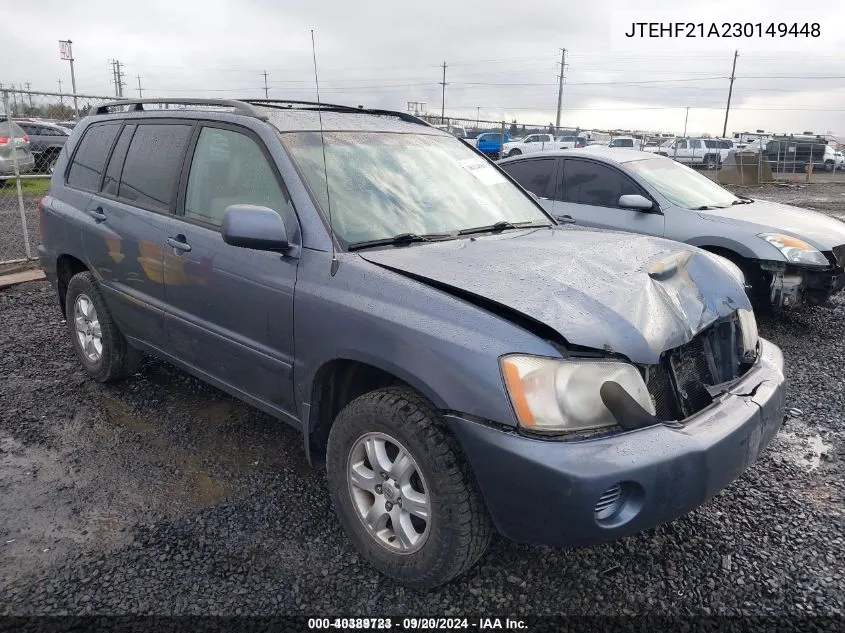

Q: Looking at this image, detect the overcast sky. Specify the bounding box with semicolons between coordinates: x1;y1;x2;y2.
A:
4;0;845;135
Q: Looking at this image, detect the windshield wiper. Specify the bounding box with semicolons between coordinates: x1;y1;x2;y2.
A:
458;220;550;236
731;197;753;205
348;232;452;251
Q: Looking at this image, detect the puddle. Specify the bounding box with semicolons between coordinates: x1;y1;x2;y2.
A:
772;419;834;472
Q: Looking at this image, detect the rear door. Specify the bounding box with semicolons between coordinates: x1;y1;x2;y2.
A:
161;122;300;417
81;120;194;345
552;158;664;236
499;157;558;215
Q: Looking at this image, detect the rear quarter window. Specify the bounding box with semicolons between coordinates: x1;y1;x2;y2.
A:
67;123;121;191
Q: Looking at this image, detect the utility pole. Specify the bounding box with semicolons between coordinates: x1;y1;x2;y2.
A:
136;74;143;98
24;82;33;110
555;48;567;131
262;70;269;98
439;61;447;123
683;107;690;137
110;59;125;98
722;50;739;138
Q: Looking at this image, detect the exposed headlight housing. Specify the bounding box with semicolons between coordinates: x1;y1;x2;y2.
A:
500;355;655;433
737;308;759;361
758;233;829;267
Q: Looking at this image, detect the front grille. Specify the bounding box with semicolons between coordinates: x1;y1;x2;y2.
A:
645;363;679;421
646;314;752;421
669;335;713;416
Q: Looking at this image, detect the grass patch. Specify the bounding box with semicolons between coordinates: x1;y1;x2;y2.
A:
0;178;51;198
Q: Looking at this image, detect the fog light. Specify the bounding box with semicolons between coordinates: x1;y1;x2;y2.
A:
594;484;624;520
594;481;645;527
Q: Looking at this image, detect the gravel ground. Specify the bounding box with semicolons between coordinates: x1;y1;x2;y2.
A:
0;194;38;263
1;187;844;617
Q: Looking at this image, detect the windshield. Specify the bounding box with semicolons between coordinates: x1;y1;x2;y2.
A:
282;131;550;245
626;157;739;209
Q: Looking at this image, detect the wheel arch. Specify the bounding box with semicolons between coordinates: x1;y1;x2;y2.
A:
302;357;448;469
56;254;90;317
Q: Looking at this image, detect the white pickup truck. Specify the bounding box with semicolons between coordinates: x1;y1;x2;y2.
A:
501;133;572;158
644;137;731;169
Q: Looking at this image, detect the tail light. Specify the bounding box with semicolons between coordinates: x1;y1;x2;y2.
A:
22;135;29;143
0;137;8;145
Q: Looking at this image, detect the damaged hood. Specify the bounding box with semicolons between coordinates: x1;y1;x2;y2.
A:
359;228;751;364
699;199;845;251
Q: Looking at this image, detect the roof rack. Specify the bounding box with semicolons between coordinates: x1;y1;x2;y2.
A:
242;99;429;127
92;98;431;129
93;98;269;121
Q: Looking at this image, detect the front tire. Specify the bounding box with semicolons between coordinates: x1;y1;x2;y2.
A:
704;154;719;170
65;271;142;383
326;386;492;589
508;149;522;157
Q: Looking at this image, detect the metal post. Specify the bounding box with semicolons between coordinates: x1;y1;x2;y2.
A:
683;107;689;137
439;62;447;124
67;40;80;120
263;70;269;98
2;90;32;260
500;120;505;160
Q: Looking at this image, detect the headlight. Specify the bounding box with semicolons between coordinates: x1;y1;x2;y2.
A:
737;308;759;361
500;355;655;433
758;233;828;266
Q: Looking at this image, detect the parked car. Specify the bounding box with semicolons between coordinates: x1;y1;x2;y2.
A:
500;146;845;309
835;150;845;171
434;124;467;139
557;135;586;148
474;131;508;158
58;120;79;130
39;99;785;588
501;133;563;157
643;137;729;169
746;136;836;173
15;119;71;173
0;118;35;177
607;136;638;149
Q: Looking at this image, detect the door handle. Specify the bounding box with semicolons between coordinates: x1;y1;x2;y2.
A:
166;235;192;252
89;207;106;222
555;214;575;224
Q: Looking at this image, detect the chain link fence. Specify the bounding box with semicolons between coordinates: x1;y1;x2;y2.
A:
1;89;117;264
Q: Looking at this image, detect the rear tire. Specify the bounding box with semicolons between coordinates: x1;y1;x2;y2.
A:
508;149;522;157
704;154;719;170
326;386;492;589
65;271;143;383
824;160;834;173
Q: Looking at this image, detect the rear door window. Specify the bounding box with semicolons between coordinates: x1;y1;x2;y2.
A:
560;159;643;207
67;123;121;191
117;123;192;212
500;158;557;199
101;124;136;196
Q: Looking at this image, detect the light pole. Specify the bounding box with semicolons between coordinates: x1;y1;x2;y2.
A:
59;40;80;120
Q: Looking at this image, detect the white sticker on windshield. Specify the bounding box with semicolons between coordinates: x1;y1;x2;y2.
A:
459;157;507;186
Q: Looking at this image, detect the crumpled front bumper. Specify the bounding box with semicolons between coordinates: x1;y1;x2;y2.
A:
446;338;785;547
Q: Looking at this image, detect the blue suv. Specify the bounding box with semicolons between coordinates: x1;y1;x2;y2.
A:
37;99;785;588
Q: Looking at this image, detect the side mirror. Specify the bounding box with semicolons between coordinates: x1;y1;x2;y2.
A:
221;204;290;252
618;194;654;211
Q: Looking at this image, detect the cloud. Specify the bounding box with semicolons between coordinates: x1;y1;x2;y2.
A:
2;0;844;134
